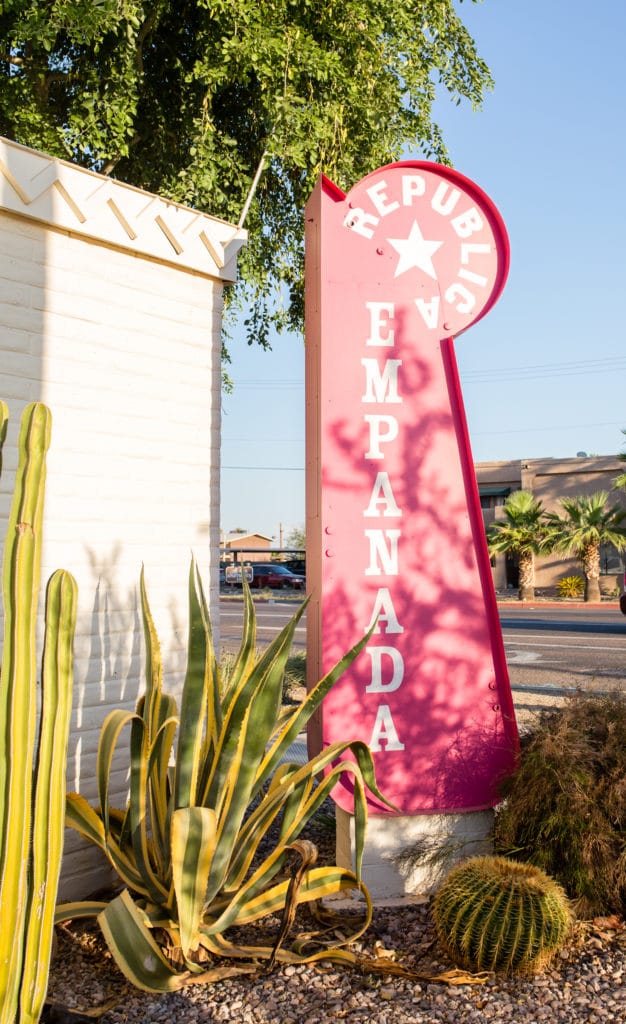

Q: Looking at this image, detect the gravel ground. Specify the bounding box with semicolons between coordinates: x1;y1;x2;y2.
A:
46;801;626;1024
47;900;626;1024
46;691;626;1023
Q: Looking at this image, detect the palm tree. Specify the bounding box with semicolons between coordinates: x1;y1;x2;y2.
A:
487;490;548;601
544;491;626;602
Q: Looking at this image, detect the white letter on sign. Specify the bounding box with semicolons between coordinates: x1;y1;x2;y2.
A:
366;180;400;218
365;646;404;693
369;705;405;752
364;415;398;459
401;175;426;205
451;207;483;238
445;283;476;314
364;529;400;575
414;296;440;330
431;181;461;216
361;359;402;404
365;302;395;346
343;207;379;239
363;472;401;518
365;588;404;634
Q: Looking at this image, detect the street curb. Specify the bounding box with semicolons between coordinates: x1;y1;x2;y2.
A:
496;600;620;609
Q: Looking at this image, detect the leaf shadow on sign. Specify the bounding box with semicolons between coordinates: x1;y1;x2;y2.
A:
315;574;517;815
313;302;518;815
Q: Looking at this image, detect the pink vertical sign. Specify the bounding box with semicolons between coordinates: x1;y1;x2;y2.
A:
305;162;519;817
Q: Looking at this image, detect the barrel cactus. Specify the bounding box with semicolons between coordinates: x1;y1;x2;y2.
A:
432;855;572;975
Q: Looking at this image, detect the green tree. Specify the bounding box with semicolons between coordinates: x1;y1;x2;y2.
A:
487;490;548;601
0;0;492;345
285;524;305;549
545;492;626;603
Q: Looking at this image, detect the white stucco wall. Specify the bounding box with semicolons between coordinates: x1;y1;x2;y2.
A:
0;136;246;897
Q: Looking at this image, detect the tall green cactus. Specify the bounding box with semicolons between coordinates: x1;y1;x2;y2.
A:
432;855;572;975
0;402;78;1024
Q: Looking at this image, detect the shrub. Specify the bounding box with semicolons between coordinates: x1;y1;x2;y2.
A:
432;855;571;975
556;575;585;598
494;692;626;917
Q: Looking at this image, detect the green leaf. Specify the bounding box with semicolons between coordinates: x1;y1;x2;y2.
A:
0;1;492;347
98;891;190;993
171;807;216;956
174;560;211;809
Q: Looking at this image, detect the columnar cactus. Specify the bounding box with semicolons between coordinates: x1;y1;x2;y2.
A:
432;855;572;975
0;402;77;1024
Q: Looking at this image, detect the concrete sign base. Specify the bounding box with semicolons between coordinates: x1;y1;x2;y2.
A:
336;807;494;900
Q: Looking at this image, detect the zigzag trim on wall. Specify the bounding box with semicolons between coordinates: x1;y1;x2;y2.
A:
0;136;246;283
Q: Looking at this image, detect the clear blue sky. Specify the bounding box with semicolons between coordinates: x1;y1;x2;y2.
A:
221;0;626;542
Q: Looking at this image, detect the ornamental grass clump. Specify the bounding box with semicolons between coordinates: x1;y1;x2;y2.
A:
432;855;572;975
494;692;626;917
58;567;392;992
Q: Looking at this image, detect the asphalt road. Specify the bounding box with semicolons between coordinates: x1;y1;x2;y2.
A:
219;597;307;654
500;604;626;694
218;597;626;697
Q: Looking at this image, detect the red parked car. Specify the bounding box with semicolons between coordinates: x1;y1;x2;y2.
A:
248;563;305;590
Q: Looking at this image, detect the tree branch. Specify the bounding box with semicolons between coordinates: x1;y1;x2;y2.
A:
101;132;146;175
135;4;161;75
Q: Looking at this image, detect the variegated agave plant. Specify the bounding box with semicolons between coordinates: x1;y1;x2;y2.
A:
58;565;390;991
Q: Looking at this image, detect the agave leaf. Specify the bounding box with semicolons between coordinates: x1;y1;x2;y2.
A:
144;708;178;873
174;560;210;810
98;891;190;993
182;963;260;984
202;597;307;812
139;565;163;732
171;807;216;957
54;901;110;927
206;864;367;932
224;742;385;895
139;568;177;867
64;793;146;895
223;768;316;890
96;708;137;834
0;399;8;465
65;792;107;849
200;929;366;970
265;839;318;969
253;622;375;794
218;581;258;712
193;563;223;799
202;606;308;901
128;715;170;905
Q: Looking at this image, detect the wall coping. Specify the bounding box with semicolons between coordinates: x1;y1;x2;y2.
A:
0;135;246;282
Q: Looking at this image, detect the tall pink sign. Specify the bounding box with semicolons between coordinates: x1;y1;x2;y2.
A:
305;161;519;817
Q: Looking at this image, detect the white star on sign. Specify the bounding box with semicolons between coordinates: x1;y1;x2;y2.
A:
387;220;443;279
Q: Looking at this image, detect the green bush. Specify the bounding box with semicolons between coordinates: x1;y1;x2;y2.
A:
432;855;572;975
494;692;626;917
556;575;585;598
